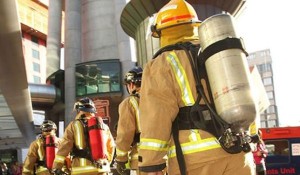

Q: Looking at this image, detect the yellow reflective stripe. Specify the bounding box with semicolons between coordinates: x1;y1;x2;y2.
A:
129;96;141;132
167;51;195;106
131;153;138;160
36;166;48;174
54;155;65;163
139;138;168;151
71;165;110;174
168;137;221;158
37;138;45;161
116;148;128;157
79;158;87;166
22;167;31;173
125;161;130;169
189;129;201;141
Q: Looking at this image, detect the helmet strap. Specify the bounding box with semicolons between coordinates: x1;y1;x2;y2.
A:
127;83;137;95
151;24;161;38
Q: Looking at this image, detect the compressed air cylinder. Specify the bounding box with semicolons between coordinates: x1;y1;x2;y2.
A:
88;117;106;160
74;120;86;150
198;14;257;132
45;135;56;169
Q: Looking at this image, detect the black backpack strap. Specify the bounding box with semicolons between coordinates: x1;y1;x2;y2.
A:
172;117;187;175
200;37;248;61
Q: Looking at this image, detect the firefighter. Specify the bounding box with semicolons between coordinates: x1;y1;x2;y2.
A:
115;67;143;175
138;0;255;175
23;120;66;175
52;97;115;175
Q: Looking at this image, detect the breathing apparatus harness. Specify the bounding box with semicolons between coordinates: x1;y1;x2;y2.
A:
35;134;58;173
153;39;258;175
71;114;107;169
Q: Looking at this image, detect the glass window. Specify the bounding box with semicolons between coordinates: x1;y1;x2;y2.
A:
267;119;277;127
260;121;266;128
33;75;41;83
257;64;272;73
263;77;272;85
31;36;39;46
267;91;274;99
75;60;122;97
32;49;40;59
265;140;290;164
33;62;40;72
266;105;275;113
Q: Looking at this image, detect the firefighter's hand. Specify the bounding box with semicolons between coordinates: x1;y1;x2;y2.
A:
52;169;68;175
116;161;127;175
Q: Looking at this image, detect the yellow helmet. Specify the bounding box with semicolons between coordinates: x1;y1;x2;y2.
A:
151;0;201;38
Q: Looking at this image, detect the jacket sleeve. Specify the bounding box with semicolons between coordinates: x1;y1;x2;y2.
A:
53;122;75;170
22;140;38;175
104;124;116;163
138;57;180;172
115;97;137;162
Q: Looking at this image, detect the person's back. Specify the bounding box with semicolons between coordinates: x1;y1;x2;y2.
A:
52;97;115;175
22;120;63;175
115;67;143;175
138;0;256;175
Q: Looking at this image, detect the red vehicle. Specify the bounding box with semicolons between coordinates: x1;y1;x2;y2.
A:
260;127;300;175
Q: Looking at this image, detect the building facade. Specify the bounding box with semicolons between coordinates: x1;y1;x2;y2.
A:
1;0;133;162
247;49;279;127
17;0;133;137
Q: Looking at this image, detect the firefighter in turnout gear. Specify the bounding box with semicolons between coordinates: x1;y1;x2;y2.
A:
138;0;256;175
52;97;115;175
23;120;66;175
116;67;143;175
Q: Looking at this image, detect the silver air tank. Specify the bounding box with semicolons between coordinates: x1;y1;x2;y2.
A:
198;14;257;132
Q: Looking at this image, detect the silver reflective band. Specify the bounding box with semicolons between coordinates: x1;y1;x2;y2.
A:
167;51;195;106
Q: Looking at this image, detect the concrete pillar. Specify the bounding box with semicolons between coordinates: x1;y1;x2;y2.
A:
18;149;26;163
113;0;135;96
64;0;82;125
46;0;62;77
81;0;118;62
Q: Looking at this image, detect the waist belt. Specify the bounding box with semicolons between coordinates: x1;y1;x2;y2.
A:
177;106;212;131
36;160;45;167
72;149;91;160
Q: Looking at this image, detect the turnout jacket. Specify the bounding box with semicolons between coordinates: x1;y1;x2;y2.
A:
23;136;61;175
52;113;115;174
138;48;239;174
116;94;140;169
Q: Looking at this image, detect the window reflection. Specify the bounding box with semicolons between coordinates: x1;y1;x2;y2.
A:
75;60;121;96
265;140;290;164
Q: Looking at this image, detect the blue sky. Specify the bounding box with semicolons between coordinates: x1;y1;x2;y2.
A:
236;0;300;126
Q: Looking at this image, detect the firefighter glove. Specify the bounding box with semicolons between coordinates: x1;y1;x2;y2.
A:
116;161;127;175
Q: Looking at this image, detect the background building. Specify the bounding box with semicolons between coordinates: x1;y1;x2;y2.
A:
247;49;279;127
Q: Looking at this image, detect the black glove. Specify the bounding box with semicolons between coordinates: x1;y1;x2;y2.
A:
116;161;127;175
52;169;68;175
